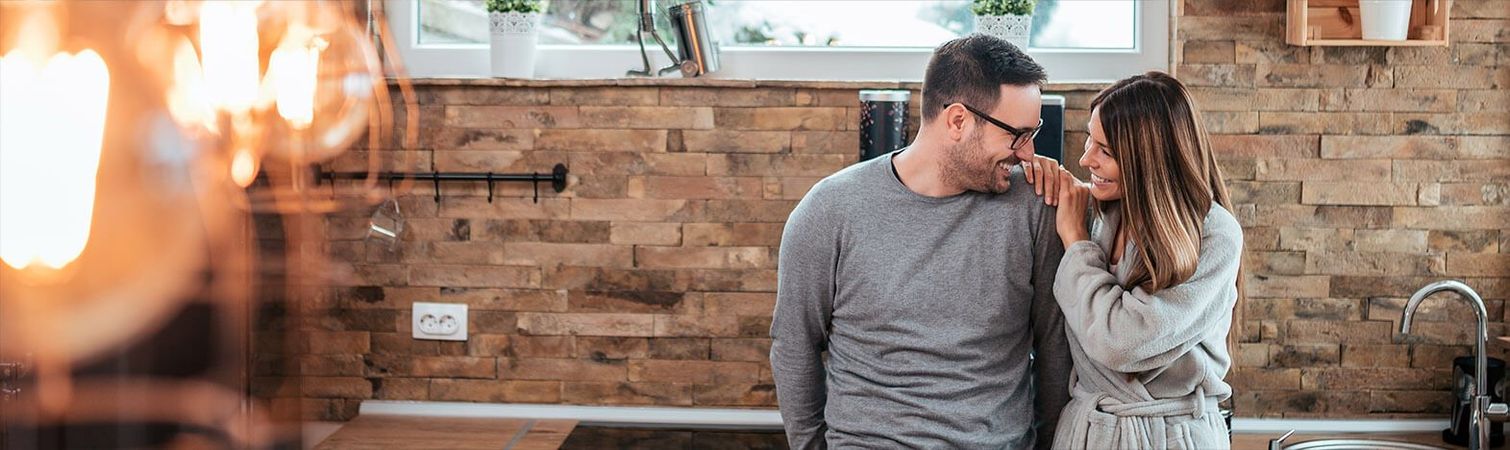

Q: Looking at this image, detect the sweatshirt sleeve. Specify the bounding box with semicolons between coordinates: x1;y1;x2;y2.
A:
769;188;839;450
1051;208;1242;374
1029;202;1072;450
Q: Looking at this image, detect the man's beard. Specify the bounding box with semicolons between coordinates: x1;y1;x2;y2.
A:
941;131;1017;194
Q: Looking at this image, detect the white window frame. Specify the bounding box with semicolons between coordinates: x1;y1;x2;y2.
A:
385;0;1168;82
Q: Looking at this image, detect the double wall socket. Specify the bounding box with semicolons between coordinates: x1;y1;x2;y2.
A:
412;302;467;341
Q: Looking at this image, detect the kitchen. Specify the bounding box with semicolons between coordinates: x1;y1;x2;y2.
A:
0;0;1506;449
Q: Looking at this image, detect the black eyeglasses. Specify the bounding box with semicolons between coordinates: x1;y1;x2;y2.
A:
960;103;1042;150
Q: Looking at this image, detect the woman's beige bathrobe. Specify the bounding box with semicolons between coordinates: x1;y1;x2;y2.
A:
1050;203;1243;450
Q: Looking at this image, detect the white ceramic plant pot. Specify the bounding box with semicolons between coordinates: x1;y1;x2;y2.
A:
975;14;1032;49
490;11;541;78
1360;0;1412;40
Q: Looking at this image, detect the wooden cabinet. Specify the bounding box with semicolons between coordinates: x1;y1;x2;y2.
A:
1286;0;1452;46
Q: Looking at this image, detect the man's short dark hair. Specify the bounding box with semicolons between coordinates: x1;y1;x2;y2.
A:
921;34;1047;122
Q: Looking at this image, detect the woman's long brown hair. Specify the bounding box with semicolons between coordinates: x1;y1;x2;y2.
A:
1089;71;1247;364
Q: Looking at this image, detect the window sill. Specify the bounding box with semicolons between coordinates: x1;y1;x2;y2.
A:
393;77;1110;92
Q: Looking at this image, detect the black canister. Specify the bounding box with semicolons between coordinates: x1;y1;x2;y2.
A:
858;90;910;162
1036;94;1065;161
1445;356;1506;447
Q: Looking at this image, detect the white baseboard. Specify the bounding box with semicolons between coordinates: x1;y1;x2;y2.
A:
359;400;1450;434
360;401;784;429
1230;418;1448;434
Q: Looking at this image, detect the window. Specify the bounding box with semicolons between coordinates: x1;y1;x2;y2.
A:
390;0;1167;81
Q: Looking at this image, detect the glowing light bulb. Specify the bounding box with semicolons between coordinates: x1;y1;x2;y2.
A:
0;49;111;271
257;0;382;164
270;36;324;130
198;0;260;114
230;147;260;187
166;37;217;133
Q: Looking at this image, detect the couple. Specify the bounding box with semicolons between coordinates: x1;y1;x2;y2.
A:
770;34;1245;450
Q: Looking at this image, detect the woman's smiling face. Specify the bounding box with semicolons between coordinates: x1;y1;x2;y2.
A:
1080;107;1123;201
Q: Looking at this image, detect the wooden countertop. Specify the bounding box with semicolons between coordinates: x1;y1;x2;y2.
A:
314;415;575;450
315;420;1467;450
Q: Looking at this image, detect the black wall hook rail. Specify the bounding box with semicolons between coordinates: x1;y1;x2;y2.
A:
318;163;569;203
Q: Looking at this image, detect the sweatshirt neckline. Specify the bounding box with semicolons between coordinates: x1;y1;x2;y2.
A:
882;149;973;204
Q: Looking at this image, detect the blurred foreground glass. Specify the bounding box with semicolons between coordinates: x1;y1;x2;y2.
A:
0;3;272;448
160;0;420;213
0;1;421;447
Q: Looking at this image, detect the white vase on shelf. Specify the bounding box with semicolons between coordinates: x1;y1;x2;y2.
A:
1359;0;1413;41
489;11;541;78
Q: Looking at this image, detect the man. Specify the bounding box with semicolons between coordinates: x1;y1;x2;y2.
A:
770;34;1071;449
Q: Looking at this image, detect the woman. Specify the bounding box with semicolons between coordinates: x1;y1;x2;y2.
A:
1049;72;1245;450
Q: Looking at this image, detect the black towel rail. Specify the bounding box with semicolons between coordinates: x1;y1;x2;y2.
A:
319;163;568;203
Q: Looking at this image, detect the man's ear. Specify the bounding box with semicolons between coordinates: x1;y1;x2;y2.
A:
944;103;969;142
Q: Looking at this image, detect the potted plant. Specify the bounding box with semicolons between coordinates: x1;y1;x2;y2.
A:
972;0;1035;49
487;0;544;78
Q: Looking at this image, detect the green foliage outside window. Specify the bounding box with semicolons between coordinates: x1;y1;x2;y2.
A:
485;0;544;14
971;0;1035;16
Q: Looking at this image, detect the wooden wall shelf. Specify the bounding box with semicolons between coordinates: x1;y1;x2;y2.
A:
1286;0;1452;47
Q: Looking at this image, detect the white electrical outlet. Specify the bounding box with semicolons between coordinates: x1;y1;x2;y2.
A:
412;302;468;341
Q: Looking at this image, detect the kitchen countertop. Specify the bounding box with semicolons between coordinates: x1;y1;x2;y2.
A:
313;420;1467;450
313;415;575;450
1234;431;1461;449
389;77;1110;92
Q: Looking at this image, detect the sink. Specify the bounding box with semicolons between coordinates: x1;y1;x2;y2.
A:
1279;438;1449;450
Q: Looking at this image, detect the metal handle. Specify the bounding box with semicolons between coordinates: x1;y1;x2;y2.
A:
1269;429;1295;450
1487;402;1509;419
1474;397;1491;450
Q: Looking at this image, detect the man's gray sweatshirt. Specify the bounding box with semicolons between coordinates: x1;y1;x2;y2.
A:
770;151;1072;449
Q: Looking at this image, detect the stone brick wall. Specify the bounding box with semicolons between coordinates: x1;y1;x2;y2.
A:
254;79;1106;421
1178;0;1509;418
258;0;1507;422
